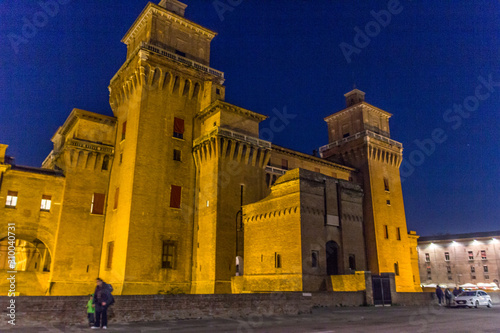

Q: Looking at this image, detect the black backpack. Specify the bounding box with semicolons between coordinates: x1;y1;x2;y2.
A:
105;283;115;306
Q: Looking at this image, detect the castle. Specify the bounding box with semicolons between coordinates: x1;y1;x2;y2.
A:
0;0;421;295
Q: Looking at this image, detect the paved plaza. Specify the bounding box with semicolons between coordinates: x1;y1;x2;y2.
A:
4;305;500;332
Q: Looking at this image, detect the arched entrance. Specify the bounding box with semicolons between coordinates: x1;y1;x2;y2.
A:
0;238;51;272
326;240;339;275
235;256;244;276
0;237;53;295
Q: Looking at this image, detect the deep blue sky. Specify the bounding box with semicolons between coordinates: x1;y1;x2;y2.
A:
1;1;498;236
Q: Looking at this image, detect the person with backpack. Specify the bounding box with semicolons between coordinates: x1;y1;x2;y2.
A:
91;278;114;330
444;288;452;307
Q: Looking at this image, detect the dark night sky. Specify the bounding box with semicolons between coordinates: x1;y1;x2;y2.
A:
0;1;498;236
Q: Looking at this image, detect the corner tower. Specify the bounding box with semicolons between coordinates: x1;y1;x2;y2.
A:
320;89;420;292
102;0;225;294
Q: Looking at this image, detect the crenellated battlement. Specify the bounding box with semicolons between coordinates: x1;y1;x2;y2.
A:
193;127;271;169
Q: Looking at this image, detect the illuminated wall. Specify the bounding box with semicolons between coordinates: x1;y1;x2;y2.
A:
418;232;500;288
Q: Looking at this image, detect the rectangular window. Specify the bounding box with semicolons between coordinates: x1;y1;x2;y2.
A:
5;191;18;208
170;185;182;208
161;241;175;269
384;225;389;239
470;265;475;273
468;251;474;260
386;200;391;206
396;227;401;240
101;155;109;171
106;241;114;269
121;121;127;141
483;265;488;273
481;250;487;260
91;193;105;215
282;159;288;170
173;149;181;161
444;252;450;261
173;117;184;139
275;252;281;268
40;195;52;211
394;262;399;276
446;266;452;274
311;251;319;268
425;253;430;262
114;187;119;210
384;178;390;191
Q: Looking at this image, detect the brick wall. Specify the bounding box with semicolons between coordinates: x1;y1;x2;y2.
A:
0;291;438;328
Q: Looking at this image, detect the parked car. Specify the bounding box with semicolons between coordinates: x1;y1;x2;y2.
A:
453;290;493;308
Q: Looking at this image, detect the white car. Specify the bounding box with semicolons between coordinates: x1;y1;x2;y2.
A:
454;290;493;308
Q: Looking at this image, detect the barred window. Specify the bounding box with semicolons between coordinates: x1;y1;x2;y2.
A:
162;241;175;269
40;195;51;211
5;191;18;208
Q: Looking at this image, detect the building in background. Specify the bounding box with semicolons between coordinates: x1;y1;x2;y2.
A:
0;0;420;295
418;231;500;289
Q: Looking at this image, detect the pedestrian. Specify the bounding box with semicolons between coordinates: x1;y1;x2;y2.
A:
435;285;444;306
453;287;460;297
458;287;463;295
444;288;452;307
86;294;95;326
91;278;114;330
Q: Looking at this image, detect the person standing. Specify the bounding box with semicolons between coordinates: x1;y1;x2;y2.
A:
445;288;452;307
91;278;113;330
86;294;95;327
453;287;460;297
435;285;444;306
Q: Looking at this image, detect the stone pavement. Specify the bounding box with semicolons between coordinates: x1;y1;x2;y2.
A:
4;305;500;332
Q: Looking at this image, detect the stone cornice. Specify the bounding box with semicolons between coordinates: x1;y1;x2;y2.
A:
271;144;357;173
55;109;116;139
196;100;268;122
324;102;392;122
193;127;271;149
66;139;115;154
122;3;217;45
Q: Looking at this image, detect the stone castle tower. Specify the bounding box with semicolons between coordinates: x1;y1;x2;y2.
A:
0;1;421;296
320;89;419;291
102;0;271;294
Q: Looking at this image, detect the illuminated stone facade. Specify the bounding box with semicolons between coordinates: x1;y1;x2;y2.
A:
418;231;500;288
0;1;421;295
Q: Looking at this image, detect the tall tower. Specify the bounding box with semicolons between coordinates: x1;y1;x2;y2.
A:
102;0;225;294
320;89;419;292
191;101;270;294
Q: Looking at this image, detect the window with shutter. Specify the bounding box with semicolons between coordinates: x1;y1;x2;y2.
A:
114;188;119;210
173;118;184;139
170;185;181;208
91;193;105;215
